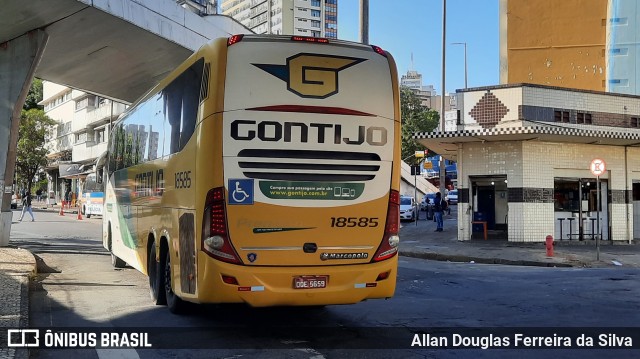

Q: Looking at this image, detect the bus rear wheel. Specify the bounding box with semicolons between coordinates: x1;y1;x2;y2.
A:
148;242;166;305
163;245;185;314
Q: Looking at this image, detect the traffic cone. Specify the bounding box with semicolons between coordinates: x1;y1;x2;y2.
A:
77;209;83;220
59;204;64;216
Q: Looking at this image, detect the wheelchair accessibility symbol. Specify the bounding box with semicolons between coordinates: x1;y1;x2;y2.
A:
228;179;254;205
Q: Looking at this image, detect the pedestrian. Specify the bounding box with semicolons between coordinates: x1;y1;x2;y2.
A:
65;188;71;207
36;188;42;202
19;191;35;222
433;192;447;232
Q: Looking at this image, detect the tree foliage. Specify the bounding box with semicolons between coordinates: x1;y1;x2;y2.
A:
400;87;439;164
16;79;55;192
16;109;56;192
23;78;43;111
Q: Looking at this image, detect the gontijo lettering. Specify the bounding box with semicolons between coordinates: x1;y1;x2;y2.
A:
231;120;387;146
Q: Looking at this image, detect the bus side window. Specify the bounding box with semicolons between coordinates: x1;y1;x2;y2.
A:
162;58;204;156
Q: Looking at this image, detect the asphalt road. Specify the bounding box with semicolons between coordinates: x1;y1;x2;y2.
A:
8;209;640;359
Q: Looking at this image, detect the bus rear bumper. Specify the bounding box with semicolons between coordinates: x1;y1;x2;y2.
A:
192;255;398;307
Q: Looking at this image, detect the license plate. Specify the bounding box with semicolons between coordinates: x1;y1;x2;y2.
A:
293;275;328;289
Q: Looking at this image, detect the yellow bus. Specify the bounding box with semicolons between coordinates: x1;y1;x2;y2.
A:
103;35;401;313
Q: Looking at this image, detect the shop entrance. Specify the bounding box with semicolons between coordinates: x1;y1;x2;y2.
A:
470;176;508;240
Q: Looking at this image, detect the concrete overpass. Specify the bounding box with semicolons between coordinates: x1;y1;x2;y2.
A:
0;0;251;245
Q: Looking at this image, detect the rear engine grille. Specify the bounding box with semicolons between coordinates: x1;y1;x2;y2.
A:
237;149;381;182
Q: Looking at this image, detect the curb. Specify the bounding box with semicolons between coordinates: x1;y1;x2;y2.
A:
399;251;574;268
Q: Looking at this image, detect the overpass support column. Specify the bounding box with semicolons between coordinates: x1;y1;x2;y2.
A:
0;30;48;246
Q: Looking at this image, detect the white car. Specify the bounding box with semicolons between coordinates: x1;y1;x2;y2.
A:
448;189;458;205
399;196;417;221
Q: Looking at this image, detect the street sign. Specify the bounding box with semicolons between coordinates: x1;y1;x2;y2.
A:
423;161;433;169
590;158;605;177
414;150;425;158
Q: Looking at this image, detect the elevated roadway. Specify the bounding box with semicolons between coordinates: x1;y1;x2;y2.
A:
0;0;251;244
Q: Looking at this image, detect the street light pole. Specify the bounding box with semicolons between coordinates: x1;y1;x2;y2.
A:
452;42;467;88
360;0;369;44
439;0;447;196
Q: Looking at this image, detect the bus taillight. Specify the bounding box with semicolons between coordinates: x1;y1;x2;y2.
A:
227;35;244;46
291;36;329;44
371;45;388;58
372;189;400;262
202;187;242;264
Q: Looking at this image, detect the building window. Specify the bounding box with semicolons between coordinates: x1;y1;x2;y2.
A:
311;0;320;6
631;117;639;128
584;113;592;124
311;9;320;17
96;129;105;143
311;20;320;28
554;110;569;123
577;112;584;124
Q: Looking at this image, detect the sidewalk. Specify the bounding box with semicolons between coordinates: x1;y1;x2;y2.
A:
1;206;639;358
399;207;640;268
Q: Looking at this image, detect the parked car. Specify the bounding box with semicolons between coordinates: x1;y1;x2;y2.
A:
448;189;458;205
399;196;418;221
421;193;436;211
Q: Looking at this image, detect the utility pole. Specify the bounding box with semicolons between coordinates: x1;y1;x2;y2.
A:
439;0;447;196
360;0;369;44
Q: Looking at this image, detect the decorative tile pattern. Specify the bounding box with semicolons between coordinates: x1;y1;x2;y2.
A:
414;125;640;141
611;190;626;204
468;91;510;129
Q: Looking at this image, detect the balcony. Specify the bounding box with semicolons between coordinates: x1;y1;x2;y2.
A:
72;101;126;133
86;102;127;127
72;140;108;163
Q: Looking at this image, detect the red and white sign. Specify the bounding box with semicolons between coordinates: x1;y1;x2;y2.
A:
590;158;606;177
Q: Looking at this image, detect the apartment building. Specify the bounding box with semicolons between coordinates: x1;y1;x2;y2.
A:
220;0;337;38
41;82;126;204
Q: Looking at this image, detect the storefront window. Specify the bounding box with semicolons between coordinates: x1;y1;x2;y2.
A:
554;178;600;212
554;179;578;211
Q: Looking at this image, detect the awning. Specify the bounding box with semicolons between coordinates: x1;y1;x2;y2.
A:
414;123;640;162
59;163;92;179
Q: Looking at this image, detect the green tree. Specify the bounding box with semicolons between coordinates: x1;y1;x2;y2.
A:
401;87;439;164
24;78;43;111
16;109;56;193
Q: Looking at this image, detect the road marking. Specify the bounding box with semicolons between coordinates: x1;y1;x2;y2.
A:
96;349;140;359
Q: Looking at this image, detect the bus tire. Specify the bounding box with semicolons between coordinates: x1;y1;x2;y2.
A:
148;242;166;305
86;213;91;218
108;224;126;268
163;243;185;314
81;206;86;215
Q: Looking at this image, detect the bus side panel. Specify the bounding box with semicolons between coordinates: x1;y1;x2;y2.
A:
103;170;146;273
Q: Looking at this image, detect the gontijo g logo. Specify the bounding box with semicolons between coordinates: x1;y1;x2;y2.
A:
253;53;366;99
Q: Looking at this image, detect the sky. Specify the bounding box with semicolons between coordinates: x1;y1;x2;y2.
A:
337;0;500;94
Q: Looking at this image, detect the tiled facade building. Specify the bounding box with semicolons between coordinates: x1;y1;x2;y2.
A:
416;83;640;242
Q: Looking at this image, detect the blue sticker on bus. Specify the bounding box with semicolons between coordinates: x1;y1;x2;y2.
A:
228;179;254;205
